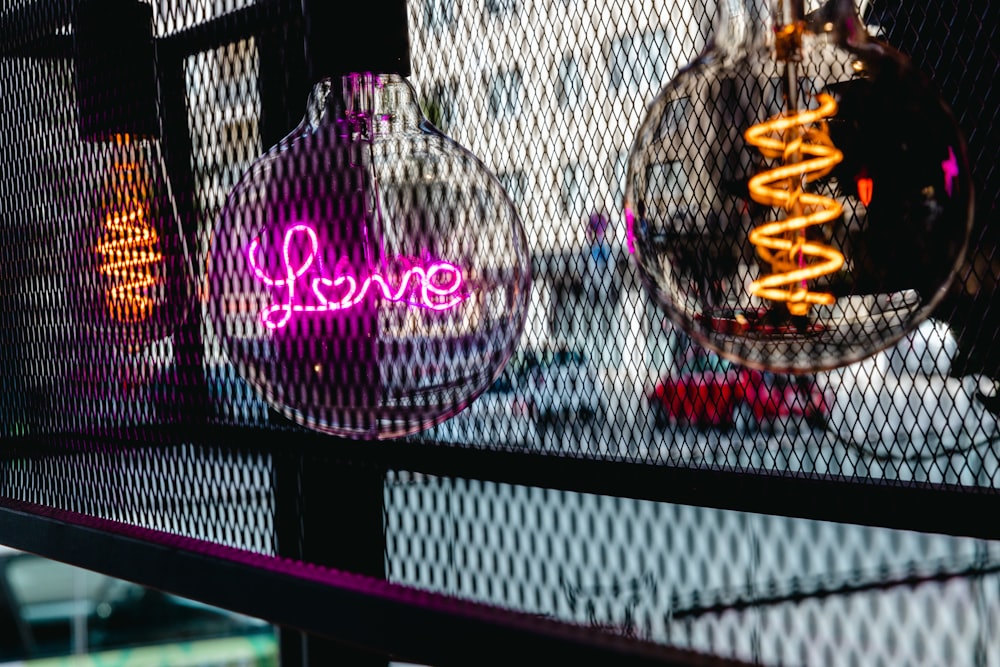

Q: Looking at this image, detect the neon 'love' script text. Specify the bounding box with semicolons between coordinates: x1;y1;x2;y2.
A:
248;223;467;330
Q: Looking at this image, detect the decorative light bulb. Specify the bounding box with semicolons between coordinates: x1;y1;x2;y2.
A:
207;73;531;439
91;133;180;340
624;0;973;373
74;0;190;353
74;127;191;431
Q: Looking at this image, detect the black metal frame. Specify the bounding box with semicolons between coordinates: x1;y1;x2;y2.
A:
10;424;1000;540
2;0;999;664
0;495;754;667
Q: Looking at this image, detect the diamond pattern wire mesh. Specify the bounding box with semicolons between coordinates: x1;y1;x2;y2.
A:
0;0;998;665
385;474;1000;665
407;0;1000;481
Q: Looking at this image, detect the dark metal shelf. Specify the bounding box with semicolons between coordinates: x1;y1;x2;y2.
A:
6;425;1000;542
0;495;749;667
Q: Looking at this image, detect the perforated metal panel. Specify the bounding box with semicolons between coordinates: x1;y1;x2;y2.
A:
1;1;998;665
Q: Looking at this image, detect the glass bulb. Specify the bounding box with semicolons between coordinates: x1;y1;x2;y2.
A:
624;0;973;373
89;132;189;352
207;73;532;439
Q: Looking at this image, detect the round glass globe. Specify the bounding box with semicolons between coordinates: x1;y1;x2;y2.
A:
624;0;973;373
207;73;532;439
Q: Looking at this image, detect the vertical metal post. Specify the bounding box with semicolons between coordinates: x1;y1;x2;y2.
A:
156;26;211;427
257;4;309;150
274;449;388;666
262;1;411;664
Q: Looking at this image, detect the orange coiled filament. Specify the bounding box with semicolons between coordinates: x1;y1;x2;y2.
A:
95;163;164;323
744;92;845;317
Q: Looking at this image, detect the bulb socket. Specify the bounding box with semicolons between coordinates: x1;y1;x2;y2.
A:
302;0;411;82
73;0;159;141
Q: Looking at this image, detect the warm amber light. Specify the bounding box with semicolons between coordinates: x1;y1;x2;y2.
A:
95;134;164;323
744;92;845;316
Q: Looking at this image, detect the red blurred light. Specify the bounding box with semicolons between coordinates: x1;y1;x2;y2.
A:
857;176;873;207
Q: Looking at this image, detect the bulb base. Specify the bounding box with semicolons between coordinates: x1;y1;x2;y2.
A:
73;0;159;141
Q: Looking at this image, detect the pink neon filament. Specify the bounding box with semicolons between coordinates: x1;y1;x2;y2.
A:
624;208;636;254
941;146;959;197
248;223;468;330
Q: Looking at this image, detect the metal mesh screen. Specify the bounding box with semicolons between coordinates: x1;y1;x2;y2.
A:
1;0;998;665
405;0;1000;479
385;473;1000;665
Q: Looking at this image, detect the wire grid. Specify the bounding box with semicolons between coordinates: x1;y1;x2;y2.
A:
385;472;1000;665
405;0;1000;479
0;0;998;665
0;0;994;475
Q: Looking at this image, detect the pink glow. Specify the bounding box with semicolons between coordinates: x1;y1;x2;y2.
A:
941;146;959;197
248;223;468;330
624;207;636;254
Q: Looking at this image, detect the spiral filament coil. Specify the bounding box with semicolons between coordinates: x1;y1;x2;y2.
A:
744;92;845;316
96;200;163;323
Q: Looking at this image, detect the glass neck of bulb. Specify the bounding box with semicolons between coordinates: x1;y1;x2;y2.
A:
712;0;777;56
712;0;866;57
304;73;421;141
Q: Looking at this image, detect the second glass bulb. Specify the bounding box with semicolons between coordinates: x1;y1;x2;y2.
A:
625;0;973;373
207;73;532;439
